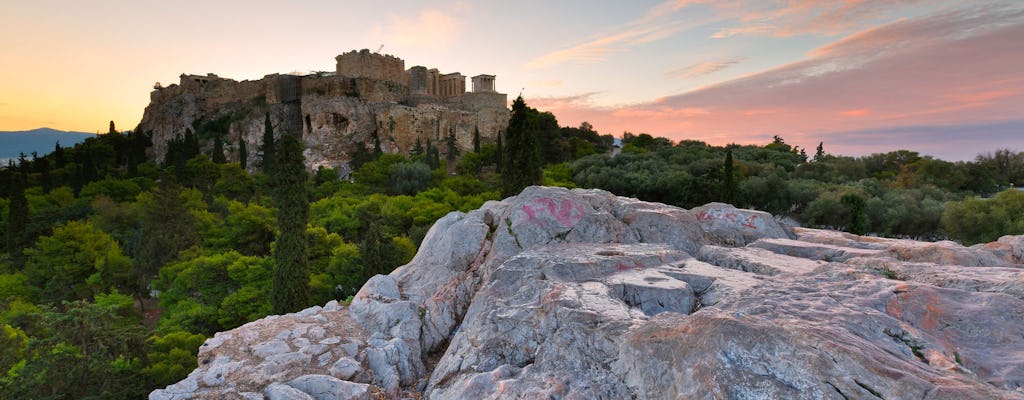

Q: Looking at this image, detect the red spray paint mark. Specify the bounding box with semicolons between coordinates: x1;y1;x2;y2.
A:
522;198;586;228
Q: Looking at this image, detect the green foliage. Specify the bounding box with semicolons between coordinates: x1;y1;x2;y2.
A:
269;135;310;314
238;138;248;170
723;148;737;205
389;161;433;195
80;176;143;203
0;323;28;378
135;181;199;301
154;251;270;334
260;113;276;173
143;331;206;387
501;96;543;197
841;193;868;235
1;293;149;399
0;273;34;305
4;170;28;267
943;189;1024;245
23;220;133;304
542;162;576;188
216;200;276;256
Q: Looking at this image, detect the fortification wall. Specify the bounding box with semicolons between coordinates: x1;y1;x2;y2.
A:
456;92;508;112
141;50;509;171
266;74;300;104
335;49;407;84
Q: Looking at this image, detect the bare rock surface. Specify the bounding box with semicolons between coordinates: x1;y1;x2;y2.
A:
152;186;1024;399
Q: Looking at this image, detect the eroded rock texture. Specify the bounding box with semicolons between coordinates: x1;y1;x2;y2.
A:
151;187;1024;400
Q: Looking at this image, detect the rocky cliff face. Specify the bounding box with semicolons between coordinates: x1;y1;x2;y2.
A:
138;74;507;172
150;187;1024;400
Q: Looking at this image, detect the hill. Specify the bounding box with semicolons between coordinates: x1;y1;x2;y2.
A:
0;128;94;163
151;186;1024;399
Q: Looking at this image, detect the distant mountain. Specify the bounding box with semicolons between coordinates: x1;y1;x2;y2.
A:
0;128;94;164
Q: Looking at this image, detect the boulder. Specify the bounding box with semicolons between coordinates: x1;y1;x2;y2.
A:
151;187;1024;399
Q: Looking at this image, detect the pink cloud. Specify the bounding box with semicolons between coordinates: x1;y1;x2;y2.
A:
525;0;709;68
529;5;1024;158
840;109;871;117
711;0;929;38
665;57;746;78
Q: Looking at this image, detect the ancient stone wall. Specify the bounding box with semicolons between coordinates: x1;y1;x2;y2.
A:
335;49;407;85
140;50;508;171
266;74;300;104
456;92;508;112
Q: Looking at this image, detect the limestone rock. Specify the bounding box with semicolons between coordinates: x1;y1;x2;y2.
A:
286;374;370;400
152;187;1024;399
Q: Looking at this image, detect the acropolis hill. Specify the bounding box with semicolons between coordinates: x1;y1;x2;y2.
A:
138;49;509;172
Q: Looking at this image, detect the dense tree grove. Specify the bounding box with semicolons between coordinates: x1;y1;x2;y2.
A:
0;103;1022;398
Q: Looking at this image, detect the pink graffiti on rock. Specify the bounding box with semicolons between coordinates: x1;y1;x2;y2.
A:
695;209;760;230
522;197;586;228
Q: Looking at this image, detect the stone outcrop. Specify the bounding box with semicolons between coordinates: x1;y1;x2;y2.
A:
151;187;1024;400
139;51;509;172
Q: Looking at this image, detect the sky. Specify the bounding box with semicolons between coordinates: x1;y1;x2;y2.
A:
1;1;1022;161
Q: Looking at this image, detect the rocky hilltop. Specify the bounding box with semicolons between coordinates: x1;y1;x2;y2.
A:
151;186;1024;400
138;50;508;172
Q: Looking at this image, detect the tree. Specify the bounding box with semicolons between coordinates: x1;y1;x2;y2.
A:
495;132;503;172
22;221;133;304
814;141;825;161
445;130;459;163
500;96;542;197
143;331;206;387
841;193;868;235
5;165;29;267
238;138;248;170
411;138;424;157
260;113;276;173
269;134;310;314
53;142;66;169
212;135;227;164
473;127;481;153
723;147;737;205
135;180;199;308
2;293;150;399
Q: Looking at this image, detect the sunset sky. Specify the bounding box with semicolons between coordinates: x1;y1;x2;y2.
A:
1;1;1022;160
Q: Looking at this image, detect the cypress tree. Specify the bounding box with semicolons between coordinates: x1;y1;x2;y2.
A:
359;220;389;277
261;113;276;173
723;147;736;205
500;96;541;197
411;138;424;157
473;127;481;153
495;132;502;172
212;135;227;164
53;142;66;168
430;146;441;170
183;128;200;160
445;130;459;163
269;134;310;314
6;163;29;267
372;131;383;156
238;139;248;170
842;193;869;235
126;130;150;177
